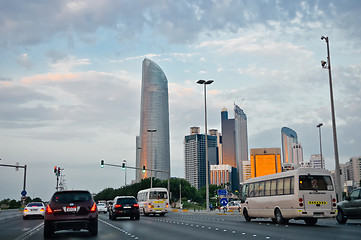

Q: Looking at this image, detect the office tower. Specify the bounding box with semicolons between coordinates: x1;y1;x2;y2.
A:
210;165;232;186
234;105;248;182
309;154;325;169
250;148;282;178
292;142;304;167
184;127;217;189
346;156;361;188
221;107;236;168
281;127;298;166
136;58;170;181
242;160;252;182
209;129;222;164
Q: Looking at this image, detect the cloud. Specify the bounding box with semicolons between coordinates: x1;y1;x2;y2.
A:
16;53;32;69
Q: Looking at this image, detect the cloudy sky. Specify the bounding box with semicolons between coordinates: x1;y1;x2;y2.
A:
1;0;360;201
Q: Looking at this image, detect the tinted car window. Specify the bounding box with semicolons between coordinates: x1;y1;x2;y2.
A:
350;189;360;199
27;202;43;207
52;191;92;203
116;198;137;204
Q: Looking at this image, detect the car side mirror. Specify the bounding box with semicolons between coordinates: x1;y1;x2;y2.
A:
345;196;351;201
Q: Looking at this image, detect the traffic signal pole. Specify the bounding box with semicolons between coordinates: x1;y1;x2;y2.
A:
0;163;27;205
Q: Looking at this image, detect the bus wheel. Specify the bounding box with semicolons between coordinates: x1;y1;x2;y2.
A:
243;208;251;222
143;209;149;216
275;208;285;224
304;218;318;226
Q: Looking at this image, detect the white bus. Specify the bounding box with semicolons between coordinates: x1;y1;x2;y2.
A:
240;168;337;225
137;187;169;216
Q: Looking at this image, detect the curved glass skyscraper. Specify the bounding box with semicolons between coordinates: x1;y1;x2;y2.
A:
136;58;170;181
281;127;298;165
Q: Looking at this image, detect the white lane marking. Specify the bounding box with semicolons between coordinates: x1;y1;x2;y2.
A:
99;218;139;239
14;222;44;240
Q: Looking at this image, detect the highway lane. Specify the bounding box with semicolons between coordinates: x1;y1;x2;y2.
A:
1;210;360;239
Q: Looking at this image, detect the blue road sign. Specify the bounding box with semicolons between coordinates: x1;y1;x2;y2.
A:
21;190;27;196
220;198;228;206
218;189;228;196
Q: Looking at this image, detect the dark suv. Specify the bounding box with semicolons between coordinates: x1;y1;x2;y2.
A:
109;196;140;220
44;190;98;238
336;188;361;224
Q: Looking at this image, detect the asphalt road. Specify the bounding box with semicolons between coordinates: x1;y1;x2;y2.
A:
1;210;360;239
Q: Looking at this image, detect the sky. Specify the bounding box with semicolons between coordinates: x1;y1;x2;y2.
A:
1;0;360;201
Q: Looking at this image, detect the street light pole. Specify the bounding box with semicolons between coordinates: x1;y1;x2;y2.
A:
123;159;127;185
321;36;342;201
197;79;214;211
147;129;157;189
317;123;323;169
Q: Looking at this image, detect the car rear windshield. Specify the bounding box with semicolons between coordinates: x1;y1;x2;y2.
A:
27;202;43;207
116;198;137;204
299;175;334;191
52;191;92;203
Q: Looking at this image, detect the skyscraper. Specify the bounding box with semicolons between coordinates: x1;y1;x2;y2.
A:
234;104;248;182
281;127;298;166
184;127;218;189
250;148;282;178
221;107;236;167
136;58;170;181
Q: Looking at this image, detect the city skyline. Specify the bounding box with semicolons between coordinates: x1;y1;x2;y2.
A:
1;1;360;201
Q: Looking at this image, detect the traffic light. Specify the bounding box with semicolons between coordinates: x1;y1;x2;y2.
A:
122;162;125;170
54;166;57;174
57;167;61;176
100;160;104;168
142;165;146;173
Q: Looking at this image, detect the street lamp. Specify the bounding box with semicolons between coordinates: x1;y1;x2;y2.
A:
196;79;214;211
317;123;323;169
321;36;342;201
147;129;157;189
122;159;127;185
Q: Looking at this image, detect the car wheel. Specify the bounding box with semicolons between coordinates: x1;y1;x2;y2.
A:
89;218;98;236
23;216;27;220
135;214;140;220
336;209;347;224
304;218;318;226
275;208;286;224
243;208;251;222
43;221;53;239
160;213;165;217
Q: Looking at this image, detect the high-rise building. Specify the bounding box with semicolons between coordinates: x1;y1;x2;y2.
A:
136;58;170;181
184;128;218;190
234;105;248;182
221;107;236;168
281;127;299;168
242;160;252;182
346;156;361;188
309;154;325;169
292;142;304;166
250;148;282;178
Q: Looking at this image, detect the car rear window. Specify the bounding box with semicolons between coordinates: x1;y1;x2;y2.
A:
116;198;137;204
27;202;43;207
52;191;92;203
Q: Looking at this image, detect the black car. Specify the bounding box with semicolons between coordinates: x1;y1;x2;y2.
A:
336;188;361;224
44;190;98;238
109;196;140;220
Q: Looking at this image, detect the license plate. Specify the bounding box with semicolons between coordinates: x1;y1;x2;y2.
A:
124;206;131;209
66;207;77;212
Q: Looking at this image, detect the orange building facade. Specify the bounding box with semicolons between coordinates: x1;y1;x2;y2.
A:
250;148;282;178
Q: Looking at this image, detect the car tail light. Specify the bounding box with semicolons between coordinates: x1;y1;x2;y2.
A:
299;197;304;207
133;204;139;208
148;203;152;208
114;204;122;208
24;208;28;212
46;205;53;214
332;198;337;207
166;203;169;208
40;208;44;212
90;203;97;212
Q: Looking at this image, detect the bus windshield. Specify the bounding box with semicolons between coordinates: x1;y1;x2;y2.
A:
149;191;168;199
299;175;334;191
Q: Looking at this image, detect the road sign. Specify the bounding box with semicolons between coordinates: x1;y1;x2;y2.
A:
21;190;27;196
220;198;228;206
218;189;227;196
21;196;27;201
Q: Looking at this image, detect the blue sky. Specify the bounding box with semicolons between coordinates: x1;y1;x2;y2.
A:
1;0;360;201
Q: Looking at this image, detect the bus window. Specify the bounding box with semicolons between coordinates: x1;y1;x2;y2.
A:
284;177;291;195
290;177;294;194
259;182;265;197
264;181;271;196
299;175;334;191
240;184;248;202
270;180;277;196
149;191;168;199
254;182;260;197
249;183;255;197
277;178;284;195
